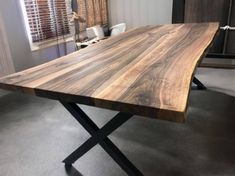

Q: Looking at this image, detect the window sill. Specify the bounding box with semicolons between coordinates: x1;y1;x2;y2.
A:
30;35;74;52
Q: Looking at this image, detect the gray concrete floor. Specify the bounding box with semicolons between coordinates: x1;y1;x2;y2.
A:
0;68;235;176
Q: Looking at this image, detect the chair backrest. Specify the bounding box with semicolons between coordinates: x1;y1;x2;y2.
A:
86;25;105;40
110;23;127;36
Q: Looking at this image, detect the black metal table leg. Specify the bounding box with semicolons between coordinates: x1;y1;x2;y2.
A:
63;111;132;163
60;102;144;176
193;77;207;90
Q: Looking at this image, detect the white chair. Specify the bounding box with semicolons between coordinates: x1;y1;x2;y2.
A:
110;23;127;36
76;25;105;50
86;25;105;40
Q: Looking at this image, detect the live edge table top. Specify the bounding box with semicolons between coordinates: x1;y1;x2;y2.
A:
0;23;219;122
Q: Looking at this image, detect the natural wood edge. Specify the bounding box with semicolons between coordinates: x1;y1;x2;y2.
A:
183;23;220;121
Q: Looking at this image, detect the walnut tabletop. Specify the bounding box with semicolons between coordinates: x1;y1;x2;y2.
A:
0;23;219;122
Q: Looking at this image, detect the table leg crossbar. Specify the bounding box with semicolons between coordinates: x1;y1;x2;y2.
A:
60;101;144;176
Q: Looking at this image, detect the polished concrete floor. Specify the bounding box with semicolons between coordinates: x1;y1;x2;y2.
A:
0;68;235;176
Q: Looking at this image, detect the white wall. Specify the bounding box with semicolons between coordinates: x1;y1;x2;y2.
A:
0;0;75;72
108;0;173;29
0;14;15;77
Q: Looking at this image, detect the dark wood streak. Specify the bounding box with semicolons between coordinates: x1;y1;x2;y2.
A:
0;23;219;123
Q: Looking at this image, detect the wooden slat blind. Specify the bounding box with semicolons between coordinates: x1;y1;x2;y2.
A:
24;0;70;42
77;0;108;31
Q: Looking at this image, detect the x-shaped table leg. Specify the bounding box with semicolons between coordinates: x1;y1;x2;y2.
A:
60;101;144;176
193;77;207;90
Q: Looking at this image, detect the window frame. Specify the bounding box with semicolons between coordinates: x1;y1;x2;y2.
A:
20;0;73;51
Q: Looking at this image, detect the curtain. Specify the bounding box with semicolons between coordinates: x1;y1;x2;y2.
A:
76;0;108;31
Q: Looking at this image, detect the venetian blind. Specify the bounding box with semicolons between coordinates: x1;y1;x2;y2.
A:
24;0;71;42
77;0;108;31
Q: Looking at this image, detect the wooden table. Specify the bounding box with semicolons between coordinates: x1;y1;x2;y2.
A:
0;23;219;175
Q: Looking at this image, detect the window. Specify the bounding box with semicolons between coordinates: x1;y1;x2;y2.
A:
21;0;72;50
76;0;108;31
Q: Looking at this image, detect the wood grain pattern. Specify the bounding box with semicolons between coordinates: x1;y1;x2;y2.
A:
0;23;219;122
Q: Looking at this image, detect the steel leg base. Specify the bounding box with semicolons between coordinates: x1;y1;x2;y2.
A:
60;101;144;176
193;77;207;90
